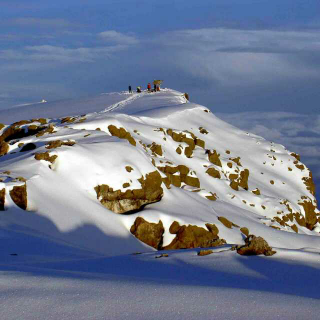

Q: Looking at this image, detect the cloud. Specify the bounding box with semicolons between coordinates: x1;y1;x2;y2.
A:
151;28;320;87
0;44;128;66
98;30;139;45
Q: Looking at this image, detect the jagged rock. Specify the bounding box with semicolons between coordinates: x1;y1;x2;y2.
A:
291;224;298;233
149;143;163;156
208;150;222;167
198;249;213;256
0;141;9;156
130;217;164;249
252;188;261;195
240;227;249;237
163;221;226;250
35;152;58;164
36;124;56;137
0;123;44;143
20;143;36;152
95;171;163;214
0;188;5;210
206;192;217;201
239;169;249;190
61;117;76;123
298;199;318;230
302;172;316;196
206;167;221;179
230;157;242;166
237;235;276;256
9;184;27;210
108;125;136;146
0;123;5;130
46;140;75;149
218;216;239;229
125;166;133;172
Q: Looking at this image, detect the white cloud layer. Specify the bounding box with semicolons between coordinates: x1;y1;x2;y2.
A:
152;28;320;86
98;30;139;45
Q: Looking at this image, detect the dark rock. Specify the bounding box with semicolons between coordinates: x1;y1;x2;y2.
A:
198;249;213;256
237;235;276;256
20;143;36;152
9;184;27;210
0;188;5;210
0;141;9;156
164;221;226;250
95;170;163;214
130;217;164;249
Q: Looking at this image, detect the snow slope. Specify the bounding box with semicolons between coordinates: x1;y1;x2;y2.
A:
0;89;319;319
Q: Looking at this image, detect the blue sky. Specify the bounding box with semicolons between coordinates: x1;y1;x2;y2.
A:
1;0;320;112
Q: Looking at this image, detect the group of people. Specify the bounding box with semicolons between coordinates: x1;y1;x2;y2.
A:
128;82;161;93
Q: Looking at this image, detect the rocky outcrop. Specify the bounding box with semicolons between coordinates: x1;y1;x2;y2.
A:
298;199;318;230
198;249;213;256
130;217;164;249
46;140;75;149
218;216;239;229
0;141;9;157
166;128;205;158
95;171;163;214
0;188;5;210
34;152;58;164
237;235;276;256
0;122;45;143
9;184;27;210
157;164;200;189
163;221;226;250
108;125;136;146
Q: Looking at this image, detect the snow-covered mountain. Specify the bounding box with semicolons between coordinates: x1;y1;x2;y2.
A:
1;88;319;255
1;89;320;320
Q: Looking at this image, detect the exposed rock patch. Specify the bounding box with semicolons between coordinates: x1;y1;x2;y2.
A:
206;167;221;179
95;171;163;214
198;249;213;256
207;150;222;167
302;172;316;196
0;188;5;210
237;235;276;256
9;184;27;210
0;141;9;157
130;217;164;249
218;216;239;229
108;125;136;146
46;140;75;149
298;199;318;230
34;152;58;164
163;221;226;250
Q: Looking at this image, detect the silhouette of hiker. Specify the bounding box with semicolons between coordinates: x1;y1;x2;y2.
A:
128;85;132;93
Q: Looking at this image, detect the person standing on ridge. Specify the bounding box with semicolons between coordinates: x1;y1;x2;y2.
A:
147;83;151;92
128;85;132;93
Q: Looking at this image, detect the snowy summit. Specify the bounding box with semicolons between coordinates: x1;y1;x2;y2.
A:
0;88;319;319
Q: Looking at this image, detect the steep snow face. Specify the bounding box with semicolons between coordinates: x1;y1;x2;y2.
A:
0;89;319;255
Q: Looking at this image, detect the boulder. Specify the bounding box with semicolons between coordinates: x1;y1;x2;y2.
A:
163;221;226;250
237;235;276;256
0;141;9;156
130;217;164;249
9;184;27;210
198;249;213;256
0;188;5;210
95;170;163;214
